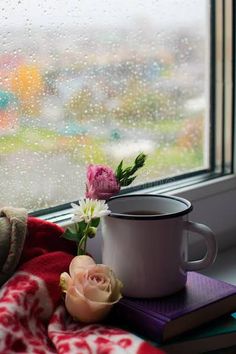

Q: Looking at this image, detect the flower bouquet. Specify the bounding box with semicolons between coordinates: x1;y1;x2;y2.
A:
60;153;147;323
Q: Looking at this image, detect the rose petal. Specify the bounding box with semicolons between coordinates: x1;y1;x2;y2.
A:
87;264;111;277
60;272;72;292
73;270;89;293
64;256;123;323
85;185;96;199
96;191;120;200
110;278;123;302
86;164;120;200
83;283;112;303
86;265;121;296
104;268;123;301
88;275;110;290
87;164;96;181
69;256;95;277
75;267;112;301
107;269;118;291
65;286;113;323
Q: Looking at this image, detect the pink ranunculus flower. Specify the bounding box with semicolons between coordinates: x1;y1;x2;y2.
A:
60;255;122;323
86;164;120;200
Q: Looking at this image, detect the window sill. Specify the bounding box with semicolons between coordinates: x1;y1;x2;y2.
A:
38;173;236;225
167;174;236;202
35;173;236;262
201;246;236;285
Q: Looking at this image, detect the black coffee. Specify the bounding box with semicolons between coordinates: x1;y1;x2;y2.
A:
124;210;162;215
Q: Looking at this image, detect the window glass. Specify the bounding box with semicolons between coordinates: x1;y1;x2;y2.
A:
0;0;209;210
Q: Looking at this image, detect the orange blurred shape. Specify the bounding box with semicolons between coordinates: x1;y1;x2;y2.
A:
10;65;44;101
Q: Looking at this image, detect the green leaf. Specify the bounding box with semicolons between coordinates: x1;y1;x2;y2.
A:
115;160;123;181
120;176;136;186
61;229;80;242
125;176;137;185
66;224;77;233
116;153;147;187
124;166;132;175
78;220;87;233
116;159;123;174
91;218;100;228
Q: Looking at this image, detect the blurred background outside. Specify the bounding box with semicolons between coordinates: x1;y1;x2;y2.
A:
0;0;209;211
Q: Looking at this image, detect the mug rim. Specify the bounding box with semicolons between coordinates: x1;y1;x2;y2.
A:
107;194;193;220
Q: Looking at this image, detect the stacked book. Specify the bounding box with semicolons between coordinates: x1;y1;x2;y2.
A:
111;272;236;353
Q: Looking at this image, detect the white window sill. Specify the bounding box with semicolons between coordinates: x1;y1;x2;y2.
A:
41;174;236;223
168;174;236;202
201;246;236;285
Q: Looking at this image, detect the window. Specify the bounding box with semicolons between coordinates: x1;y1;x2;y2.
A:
0;0;233;213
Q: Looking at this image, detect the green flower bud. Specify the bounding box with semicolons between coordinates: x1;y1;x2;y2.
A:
87;226;97;238
135;153;147;168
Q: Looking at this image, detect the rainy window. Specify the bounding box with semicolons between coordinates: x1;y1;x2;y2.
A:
0;0;210;211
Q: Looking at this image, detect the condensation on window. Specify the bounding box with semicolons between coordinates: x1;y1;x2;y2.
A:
0;0;209;210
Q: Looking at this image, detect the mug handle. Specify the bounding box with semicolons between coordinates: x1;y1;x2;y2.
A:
183;221;218;271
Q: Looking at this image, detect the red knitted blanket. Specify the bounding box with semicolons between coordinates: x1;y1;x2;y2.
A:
0;217;164;354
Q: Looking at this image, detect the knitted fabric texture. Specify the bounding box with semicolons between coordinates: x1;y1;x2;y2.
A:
0;216;165;354
0;207;27;286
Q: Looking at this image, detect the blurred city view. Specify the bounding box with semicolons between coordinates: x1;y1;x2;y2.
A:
0;0;209;211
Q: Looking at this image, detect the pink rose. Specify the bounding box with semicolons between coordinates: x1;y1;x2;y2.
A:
86;164;120;200
60;255;122;323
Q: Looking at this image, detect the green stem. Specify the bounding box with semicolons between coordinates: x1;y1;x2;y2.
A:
78;235;86;254
83;235;88;254
77;222;90;255
83;222;90;253
77;242;84;255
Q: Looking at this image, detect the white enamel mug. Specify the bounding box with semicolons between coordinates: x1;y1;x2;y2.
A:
101;194;217;298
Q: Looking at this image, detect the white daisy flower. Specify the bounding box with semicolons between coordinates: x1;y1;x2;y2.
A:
71;198;111;223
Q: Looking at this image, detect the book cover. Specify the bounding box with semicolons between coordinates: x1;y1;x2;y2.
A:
161;312;236;353
111;272;236;342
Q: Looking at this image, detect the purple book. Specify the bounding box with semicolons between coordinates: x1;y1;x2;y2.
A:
111;272;236;343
